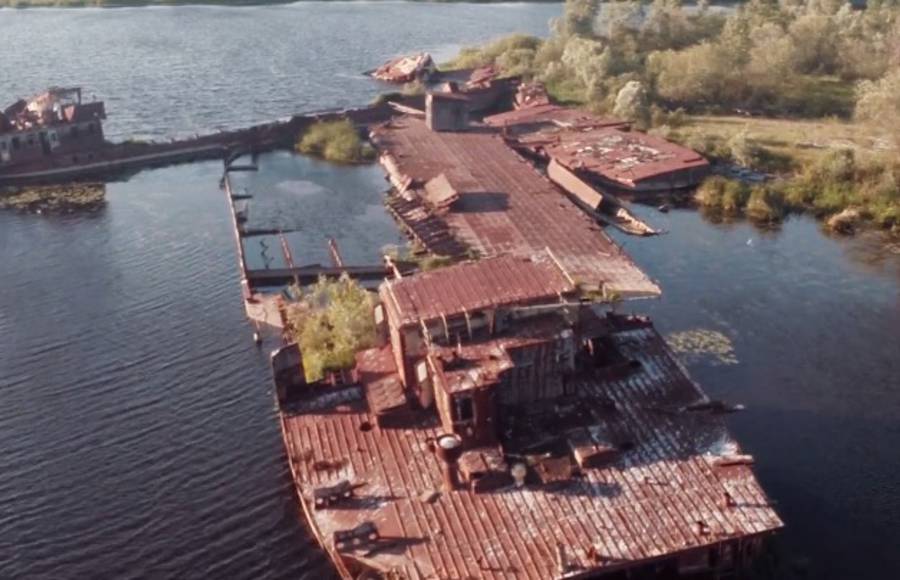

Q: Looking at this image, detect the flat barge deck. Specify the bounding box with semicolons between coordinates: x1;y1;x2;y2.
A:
214;94;782;579
280;312;782;579
371;116;660;299
264;104;783;580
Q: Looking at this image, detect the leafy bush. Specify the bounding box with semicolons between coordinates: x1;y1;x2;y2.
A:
745;185;784;223
449;0;897;119
727;128;760;167
296;119;375;164
286;275;376;383
613;80;650;128
442;34;542;72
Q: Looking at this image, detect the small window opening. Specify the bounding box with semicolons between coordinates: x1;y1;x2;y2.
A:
453;395;474;423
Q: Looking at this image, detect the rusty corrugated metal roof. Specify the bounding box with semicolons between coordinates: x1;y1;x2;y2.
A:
483;104;627;131
383;254;573;327
281;319;783;579
519;126;710;187
371;117;660;298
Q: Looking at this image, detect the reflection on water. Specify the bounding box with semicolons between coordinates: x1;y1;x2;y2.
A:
0;159;336;579
231;151;405;271
840;229;900;280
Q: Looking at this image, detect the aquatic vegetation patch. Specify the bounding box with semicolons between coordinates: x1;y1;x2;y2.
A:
296;119;376;165
666;329;738;366
0;183;105;214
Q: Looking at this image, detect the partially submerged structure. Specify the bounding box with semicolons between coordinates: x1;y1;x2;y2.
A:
371;53;437;84
0;88;106;168
485;104;710;193
250;88;782;580
274;253;783;579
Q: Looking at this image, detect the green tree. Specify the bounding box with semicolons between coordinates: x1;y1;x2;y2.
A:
613;81;650;128
558;0;599;38
287;275;376;382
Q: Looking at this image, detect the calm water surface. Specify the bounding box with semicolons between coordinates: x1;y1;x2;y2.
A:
612;208;900;580
2;4;900;580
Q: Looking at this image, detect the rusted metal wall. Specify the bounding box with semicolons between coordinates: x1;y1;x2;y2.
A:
426;94;468;132
497;335;573;406
548;158;604;211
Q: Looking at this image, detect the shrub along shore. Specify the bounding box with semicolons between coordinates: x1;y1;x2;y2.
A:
445;0;900;235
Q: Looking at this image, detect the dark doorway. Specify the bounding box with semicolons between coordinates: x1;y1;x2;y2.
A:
39;132;51;155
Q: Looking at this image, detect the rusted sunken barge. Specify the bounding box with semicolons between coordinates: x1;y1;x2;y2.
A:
0;87;393;186
250;92;783;580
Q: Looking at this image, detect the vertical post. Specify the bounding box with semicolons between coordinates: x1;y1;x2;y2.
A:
327;237;344;269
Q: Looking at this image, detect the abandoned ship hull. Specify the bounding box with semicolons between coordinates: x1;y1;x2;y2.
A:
0;99;396;187
275;317;782;580
0;143;229;185
223;95;780;580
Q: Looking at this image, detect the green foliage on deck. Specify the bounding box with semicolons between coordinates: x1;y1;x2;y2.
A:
285;275;376;383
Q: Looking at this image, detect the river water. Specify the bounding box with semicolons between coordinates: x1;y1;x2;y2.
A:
1;3;899;580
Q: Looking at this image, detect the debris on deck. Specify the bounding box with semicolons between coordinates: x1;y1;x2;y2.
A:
520;125;710;192
274;255;783;579
205;78;782;580
371;102;660;297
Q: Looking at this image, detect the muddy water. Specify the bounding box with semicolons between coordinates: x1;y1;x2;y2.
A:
2;3;900;580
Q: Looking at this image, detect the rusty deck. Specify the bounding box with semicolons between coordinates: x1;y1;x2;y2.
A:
370;117;660;299
281;320;782;579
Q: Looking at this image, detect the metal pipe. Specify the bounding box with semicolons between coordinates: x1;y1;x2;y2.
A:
435;433;463;492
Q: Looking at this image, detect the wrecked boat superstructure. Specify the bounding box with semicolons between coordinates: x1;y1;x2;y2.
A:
0;87;106;169
371;53;437;84
484;99;710;194
274;255;782;579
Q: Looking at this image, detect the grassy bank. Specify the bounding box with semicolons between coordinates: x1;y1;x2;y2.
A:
694;154;899;232
674;115;893;169
296;119;375;165
668;115;898;231
443;1;900;235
